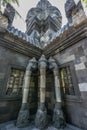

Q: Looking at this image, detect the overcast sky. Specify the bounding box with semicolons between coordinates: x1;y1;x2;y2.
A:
13;0;86;32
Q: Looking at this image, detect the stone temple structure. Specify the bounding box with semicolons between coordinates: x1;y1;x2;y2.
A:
26;0;62;48
0;0;87;130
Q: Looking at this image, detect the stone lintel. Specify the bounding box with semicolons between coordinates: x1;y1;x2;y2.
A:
43;19;87;57
0;34;42;58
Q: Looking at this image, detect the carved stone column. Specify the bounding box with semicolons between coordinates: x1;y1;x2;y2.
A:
35;55;47;129
16;57;37;127
48;57;66;129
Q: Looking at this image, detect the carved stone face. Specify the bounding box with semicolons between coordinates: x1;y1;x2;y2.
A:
39;55;47;69
39;61;47;69
48;57;58;69
27;58;37;70
49;62;57;69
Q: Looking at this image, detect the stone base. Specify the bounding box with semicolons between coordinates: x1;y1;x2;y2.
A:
16;103;30;128
35;104;48;129
53;102;66;129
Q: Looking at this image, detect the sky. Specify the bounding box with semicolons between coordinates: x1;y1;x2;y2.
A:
13;0;87;32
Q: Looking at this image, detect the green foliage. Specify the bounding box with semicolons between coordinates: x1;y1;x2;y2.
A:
0;0;22;18
2;0;19;6
82;0;87;6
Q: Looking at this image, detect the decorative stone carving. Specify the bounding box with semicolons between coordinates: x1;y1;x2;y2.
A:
35;55;48;129
26;0;62;48
35;103;48;129
16;58;37;128
48;57;66;129
39;54;47;69
0;11;8;32
36;0;51;10
65;0;86;25
4;3;15;26
16;103;29;128
53;102;66;129
72;1;86;26
65;0;76;23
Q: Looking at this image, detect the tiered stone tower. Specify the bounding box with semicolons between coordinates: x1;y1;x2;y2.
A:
26;0;62;48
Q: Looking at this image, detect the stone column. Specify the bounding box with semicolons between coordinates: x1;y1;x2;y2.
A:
35;55;47;129
48;57;66;129
16;57;37;127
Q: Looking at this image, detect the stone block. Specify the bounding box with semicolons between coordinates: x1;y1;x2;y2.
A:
58;54;75;64
79;83;87;92
75;63;86;70
76;69;87;83
74;58;81;64
84;62;87;68
0;73;5;79
80;56;87;63
84;49;87;56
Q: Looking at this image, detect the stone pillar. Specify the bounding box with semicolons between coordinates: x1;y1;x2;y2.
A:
35;55;47;129
16;57;37;127
48;57;66;129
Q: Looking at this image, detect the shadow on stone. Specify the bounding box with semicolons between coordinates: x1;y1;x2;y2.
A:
16;104;30;128
53;103;66;129
35;108;48;129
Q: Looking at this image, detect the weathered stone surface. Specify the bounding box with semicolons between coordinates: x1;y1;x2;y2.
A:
6;124;17;130
75;63;86;70
0;73;5;79
46;126;58;130
32;128;39;130
53;103;66;129
16;109;30;128
0;120;82;130
76;69;87;83
35;55;47;129
35;108;48;129
73;9;86;26
26;0;62;47
0;14;8;32
4;3;15;26
0;1;87;130
80;56;87;63
17;58;37;128
79;83;87;92
65;0;86;26
65;0;76;23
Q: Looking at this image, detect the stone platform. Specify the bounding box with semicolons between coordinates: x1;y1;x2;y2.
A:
0;121;82;130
